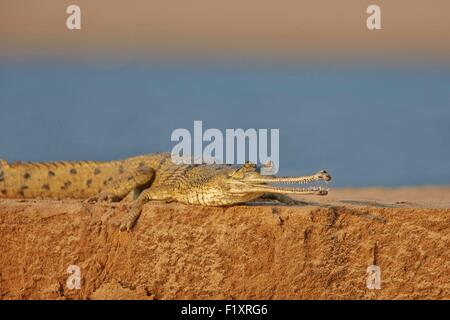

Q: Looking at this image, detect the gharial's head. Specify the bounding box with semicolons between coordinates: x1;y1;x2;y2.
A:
179;162;331;206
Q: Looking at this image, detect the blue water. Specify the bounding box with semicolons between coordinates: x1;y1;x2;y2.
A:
1;61;449;187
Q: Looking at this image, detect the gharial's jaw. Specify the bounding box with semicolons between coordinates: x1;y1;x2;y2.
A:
230;170;332;196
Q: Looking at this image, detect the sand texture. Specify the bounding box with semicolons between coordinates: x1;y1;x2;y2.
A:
0;187;449;300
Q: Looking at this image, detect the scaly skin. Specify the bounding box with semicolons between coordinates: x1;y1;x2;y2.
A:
0;152;331;230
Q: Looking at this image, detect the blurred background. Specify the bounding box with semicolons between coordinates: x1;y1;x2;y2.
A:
1;0;449;187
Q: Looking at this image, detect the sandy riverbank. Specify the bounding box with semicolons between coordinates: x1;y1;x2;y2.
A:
0;187;449;299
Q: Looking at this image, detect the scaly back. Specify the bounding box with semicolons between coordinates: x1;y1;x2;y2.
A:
0;153;170;199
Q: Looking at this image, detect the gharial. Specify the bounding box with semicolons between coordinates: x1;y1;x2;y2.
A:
0;153;331;231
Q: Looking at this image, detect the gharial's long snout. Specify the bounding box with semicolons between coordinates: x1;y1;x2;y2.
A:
239;170;332;195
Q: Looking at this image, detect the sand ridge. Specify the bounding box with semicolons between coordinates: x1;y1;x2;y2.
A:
0;187;449;299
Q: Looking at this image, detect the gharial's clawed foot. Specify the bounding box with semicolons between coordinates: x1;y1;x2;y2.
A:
119;207;141;232
119;218;136;232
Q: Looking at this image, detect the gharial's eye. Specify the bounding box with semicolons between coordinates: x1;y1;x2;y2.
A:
243;161;257;170
229;162;257;178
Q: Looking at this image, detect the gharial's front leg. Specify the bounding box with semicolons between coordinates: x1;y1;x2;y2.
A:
87;166;154;203
119;187;174;231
